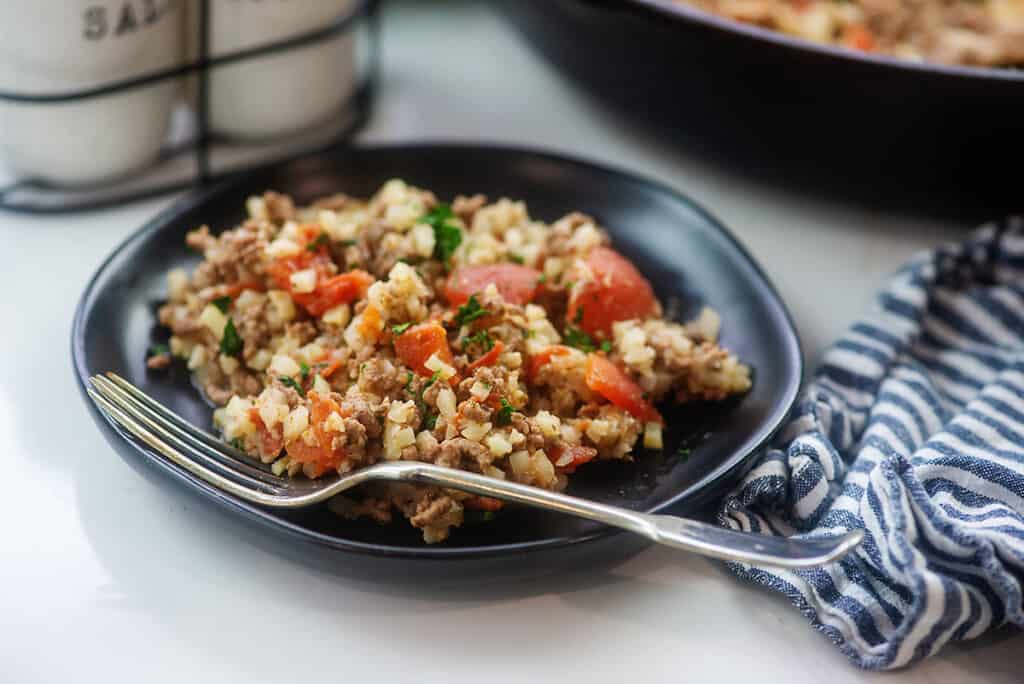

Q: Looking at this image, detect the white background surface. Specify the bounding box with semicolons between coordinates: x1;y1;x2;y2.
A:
2;2;1020;682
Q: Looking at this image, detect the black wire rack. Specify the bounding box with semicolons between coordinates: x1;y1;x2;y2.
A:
0;0;380;214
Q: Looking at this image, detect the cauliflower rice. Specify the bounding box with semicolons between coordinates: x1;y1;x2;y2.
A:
151;181;751;542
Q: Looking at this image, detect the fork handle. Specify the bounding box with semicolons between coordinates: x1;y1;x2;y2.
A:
362;462;862;568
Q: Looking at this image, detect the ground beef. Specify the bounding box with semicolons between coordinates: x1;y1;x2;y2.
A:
158;304;203;336
146;353;171;370
436;437;488;470
410;495;454;528
341;396;382;440
236;301;272;361
189;224;268;289
460;400;491;423
452;194;487;223
205;369;262;405
358;358;400;396
262;191;295;223
285;321;318;346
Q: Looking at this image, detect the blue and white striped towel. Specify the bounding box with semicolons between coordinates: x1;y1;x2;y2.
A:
718;219;1024;670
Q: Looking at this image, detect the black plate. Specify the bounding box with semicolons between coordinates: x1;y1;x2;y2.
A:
503;0;1023;218
72;143;801;571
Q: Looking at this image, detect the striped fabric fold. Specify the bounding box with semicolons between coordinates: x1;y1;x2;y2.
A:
719;218;1024;670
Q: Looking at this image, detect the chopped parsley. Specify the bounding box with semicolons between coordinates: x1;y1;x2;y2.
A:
454;295;489;327
340;239;357;247
229;437;245;451
391;322;413;335
536;274;547;285
419;203;462;265
462;329;494;352
411;370;442;430
306;232;329;252
219;318;243;356
573;306;584;324
495;398;515;426
481;511;496;521
212;295;232;313
148;343;169;357
600;340;613;353
403;371;414;392
299;361;310;380
563;325;597;353
676;447;692;459
508;253;525;264
278;376;306;397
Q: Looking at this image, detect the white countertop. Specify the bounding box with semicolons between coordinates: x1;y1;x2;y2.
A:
2;2;1020;682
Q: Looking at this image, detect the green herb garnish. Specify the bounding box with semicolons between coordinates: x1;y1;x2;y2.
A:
536;274;547;285
148;343;169;357
420;203;462;265
573;306;584;324
219;318;243;356
229;437;245;451
299;361;310;380
340;239;357;247
279;376;306;397
676;447;691;459
462;329;494;352
495;398;515;426
306;232;329;252
563;325;597;353
412;371;442;430
212;296;232;313
508;254;525;264
403;371;414;392
391;322;413;335
454;294;489;327
481;511;496;522
600;340;613;353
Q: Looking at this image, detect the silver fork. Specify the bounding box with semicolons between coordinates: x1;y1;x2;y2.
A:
87;372;863;568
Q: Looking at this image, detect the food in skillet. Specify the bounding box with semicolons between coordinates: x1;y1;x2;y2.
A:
675;0;1024;66
151;181;750;542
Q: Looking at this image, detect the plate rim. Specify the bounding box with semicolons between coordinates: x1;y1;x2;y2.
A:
71;141;803;560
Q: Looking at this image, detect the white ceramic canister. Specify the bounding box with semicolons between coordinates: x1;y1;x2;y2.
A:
188;0;358;140
0;0;183;186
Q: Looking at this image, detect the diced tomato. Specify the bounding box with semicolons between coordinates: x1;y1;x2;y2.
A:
267;250;372;317
248;408;283;461
285;392;347;478
567;247;657;337
464;496;504;512
584;353;662;424
298;270;374;316
319;359;344;379
445;264;542;306
467;340;505;373
357;304;384;343
266;251;332;292
547;445;598;474
843;25;875;52
224;280;265;298
527;344;573;383
394;321;456;378
297;224;324;248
